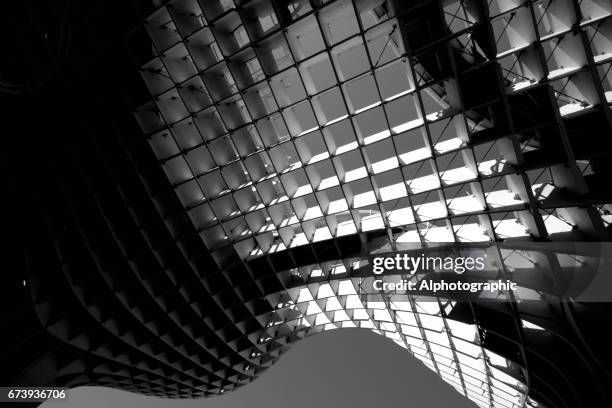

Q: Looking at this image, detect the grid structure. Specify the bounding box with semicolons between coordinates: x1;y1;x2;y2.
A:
5;1;612;408
120;0;612;407
275;281;538;408
245;241;598;408
129;0;612;263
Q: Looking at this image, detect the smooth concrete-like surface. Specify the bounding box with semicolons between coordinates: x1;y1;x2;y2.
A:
42;329;476;408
